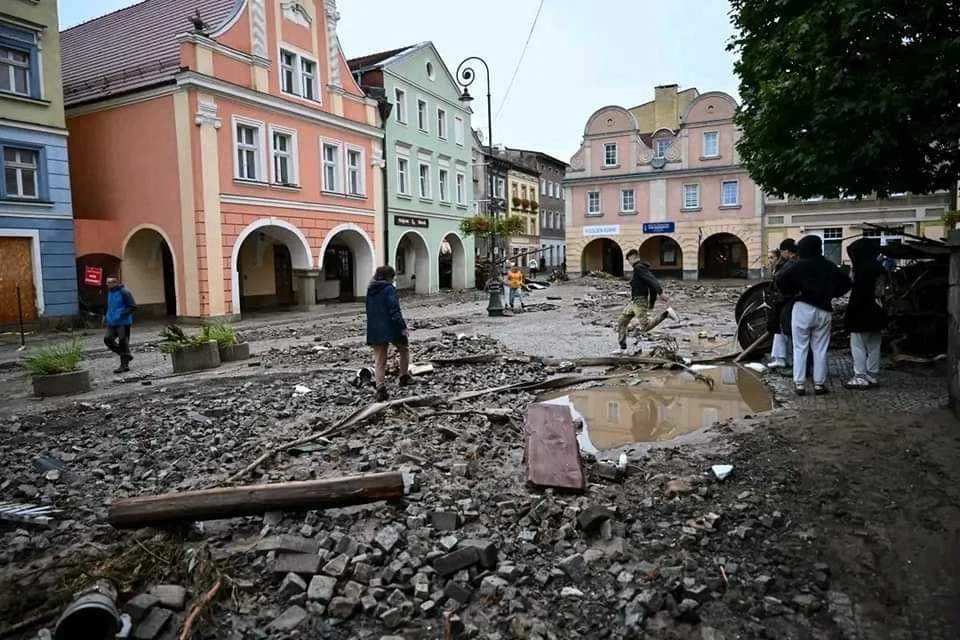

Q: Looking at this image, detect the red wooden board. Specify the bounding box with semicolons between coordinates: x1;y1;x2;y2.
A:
524;403;585;491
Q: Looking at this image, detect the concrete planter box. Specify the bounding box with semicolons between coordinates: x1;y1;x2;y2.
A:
32;369;91;398
218;342;250;362
171;340;221;374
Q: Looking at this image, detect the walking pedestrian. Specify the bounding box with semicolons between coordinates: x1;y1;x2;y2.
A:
616;249;680;352
767;238;798;369
775;235;851;396
843;238;887;389
527;257;539;280
365;266;410;402
104;275;137;373
506;263;526;312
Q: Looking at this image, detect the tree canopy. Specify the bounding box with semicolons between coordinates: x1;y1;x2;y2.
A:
728;0;960;199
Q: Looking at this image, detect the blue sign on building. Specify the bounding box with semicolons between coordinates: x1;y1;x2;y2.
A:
642;222;675;234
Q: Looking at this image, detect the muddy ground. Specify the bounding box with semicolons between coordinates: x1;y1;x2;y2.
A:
0;278;957;639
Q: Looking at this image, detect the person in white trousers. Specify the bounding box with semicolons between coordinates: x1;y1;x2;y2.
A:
842;238;887;388
775;235;851;396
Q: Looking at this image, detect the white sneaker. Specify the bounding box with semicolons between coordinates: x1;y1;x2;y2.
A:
665;307;680;322
769;358;787;369
864;374;878;386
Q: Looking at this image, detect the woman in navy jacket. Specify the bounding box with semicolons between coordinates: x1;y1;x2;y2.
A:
365;265;410;401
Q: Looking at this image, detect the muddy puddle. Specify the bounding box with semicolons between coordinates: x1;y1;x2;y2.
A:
541;365;773;454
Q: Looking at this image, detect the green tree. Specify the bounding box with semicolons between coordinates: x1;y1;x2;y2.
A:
728;0;960;200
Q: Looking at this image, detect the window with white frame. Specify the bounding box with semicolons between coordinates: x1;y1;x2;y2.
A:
702;131;719;158
346;147;364;196
436;108;447;139
321;141;341;192
682;183;700;209
621;188;635;212
438;168;449;201
2;146;39;199
823;227;843;240
1;41;35;97
495;177;506;198
456;172;466;204
417;99;428;131
396;156;409;194
279;48;318;100
541;178;547;195
235;120;263;180
603;143;618;166
587;190;601;215
454;116;464;145
418;162;431;198
270;129;296;185
394;88;407;123
654;138;672;159
721;180;739;206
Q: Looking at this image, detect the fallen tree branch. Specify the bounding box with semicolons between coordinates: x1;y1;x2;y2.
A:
179;579;221;640
418;407;514;421
540;357;715;390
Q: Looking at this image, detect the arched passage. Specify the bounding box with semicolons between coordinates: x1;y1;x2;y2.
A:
581;237;624;277
232;219;312;313
319;224;375;302
394;231;430;294
439;233;467;290
699;232;748;279
122;226;177;317
639;235;683;279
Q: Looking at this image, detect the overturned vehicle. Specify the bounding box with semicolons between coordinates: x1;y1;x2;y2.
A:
735;232;950;359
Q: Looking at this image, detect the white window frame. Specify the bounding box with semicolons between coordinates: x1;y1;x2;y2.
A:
823;227;843;240
417;98;429;132
394;87;407;124
320;138;343;193
345;145;365;196
2;146;40;199
454;116;464;146
456;171;466;205
436;107;447;139
396;154;410;195
495;177;506;198
720;179;740;207
279;49;297;95
438;167;450;202
232;116;266;182
702;131;720;158
418;161;432;199
278;45;320;102
268;125;299;186
0;46;32;97
541;179;547;195
620;188;635;213
682;183;700;209
603;143;618;167
586;190;601;215
653;138;672;160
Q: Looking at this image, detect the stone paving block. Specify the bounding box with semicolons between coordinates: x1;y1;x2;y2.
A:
133;607;173;640
272;552;322;575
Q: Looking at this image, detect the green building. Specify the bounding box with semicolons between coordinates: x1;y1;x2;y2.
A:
349;42;475;292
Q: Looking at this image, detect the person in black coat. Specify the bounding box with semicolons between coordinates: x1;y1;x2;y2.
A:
365;266;410;401
842;238;887;389
775;235;851;395
767;238;798;368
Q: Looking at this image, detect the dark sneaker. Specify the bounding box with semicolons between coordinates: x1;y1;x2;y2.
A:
794;384;806;396
814;385;829;396
114;365;130;374
375;386;388;402
618;341;627;351
399;374;412;387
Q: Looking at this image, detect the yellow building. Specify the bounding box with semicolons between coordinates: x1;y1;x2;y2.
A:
506;164;540;262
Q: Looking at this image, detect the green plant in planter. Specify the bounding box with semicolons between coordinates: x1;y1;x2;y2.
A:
158;324;206;354
200;323;238;347
20;341;83;377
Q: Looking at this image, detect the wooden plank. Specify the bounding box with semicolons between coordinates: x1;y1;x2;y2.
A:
108;472;405;529
524;403;585;491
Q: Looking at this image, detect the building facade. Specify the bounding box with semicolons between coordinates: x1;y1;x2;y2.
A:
565;85;762;279
505;148;567;268
505;161;540;262
0;0;77;325
62;0;383;319
763;193;952;273
349;42;474;293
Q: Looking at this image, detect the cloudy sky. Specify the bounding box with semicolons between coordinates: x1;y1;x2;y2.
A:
59;0;739;162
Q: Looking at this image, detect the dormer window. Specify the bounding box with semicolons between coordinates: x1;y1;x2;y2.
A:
279;47;319;101
653;138;672;160
603;143;618;166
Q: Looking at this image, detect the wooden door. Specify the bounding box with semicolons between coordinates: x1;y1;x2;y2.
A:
0;237;37;323
273;243;294;306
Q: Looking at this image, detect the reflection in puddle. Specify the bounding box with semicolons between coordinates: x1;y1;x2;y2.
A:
541;365;773;455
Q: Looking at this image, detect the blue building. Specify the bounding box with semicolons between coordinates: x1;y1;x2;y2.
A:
0;0;77;324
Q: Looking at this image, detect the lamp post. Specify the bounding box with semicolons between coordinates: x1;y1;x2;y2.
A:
456;56;504;317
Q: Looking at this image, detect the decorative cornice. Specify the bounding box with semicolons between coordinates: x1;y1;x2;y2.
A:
564;164;751;185
220;193;375;216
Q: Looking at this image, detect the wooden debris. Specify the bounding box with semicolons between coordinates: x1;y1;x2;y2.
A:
179;579;221;640
109;472;405;529
524;403;585;491
734;332;770;363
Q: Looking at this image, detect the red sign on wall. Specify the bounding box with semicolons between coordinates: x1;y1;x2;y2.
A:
83;266;103;287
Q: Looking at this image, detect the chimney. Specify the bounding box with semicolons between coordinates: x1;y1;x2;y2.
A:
653;84;680;130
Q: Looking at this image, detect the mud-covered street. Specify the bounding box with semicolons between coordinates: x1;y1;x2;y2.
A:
1;278;957;640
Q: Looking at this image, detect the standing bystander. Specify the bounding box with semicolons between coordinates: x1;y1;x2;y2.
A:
365;266;411;402
104;275;137;374
843;238;887;389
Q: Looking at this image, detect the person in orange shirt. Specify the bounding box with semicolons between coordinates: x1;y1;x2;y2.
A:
506;263;526;312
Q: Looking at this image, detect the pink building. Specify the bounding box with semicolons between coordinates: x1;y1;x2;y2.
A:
565;85;762;280
62;0;384;319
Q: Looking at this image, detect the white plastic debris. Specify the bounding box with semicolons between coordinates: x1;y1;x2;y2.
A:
617;453;628;470
409;363;434;376
293;384;312;395
711;464;734;481
744;362;767;373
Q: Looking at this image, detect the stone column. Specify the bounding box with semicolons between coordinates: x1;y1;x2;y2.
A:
948;230;960;419
293;269;321;311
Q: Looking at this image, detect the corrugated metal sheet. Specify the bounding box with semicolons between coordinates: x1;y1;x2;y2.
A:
61;0;242;106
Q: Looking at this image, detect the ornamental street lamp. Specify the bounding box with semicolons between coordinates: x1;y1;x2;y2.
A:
456;56;504;317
